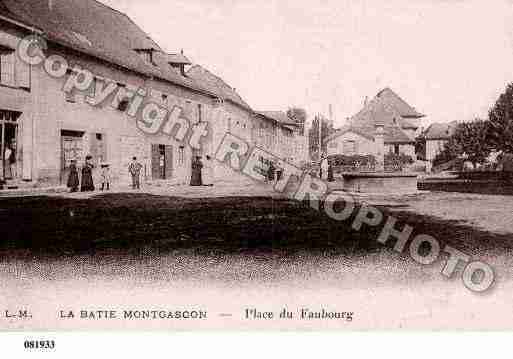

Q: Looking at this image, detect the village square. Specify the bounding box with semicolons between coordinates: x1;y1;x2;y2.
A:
0;0;513;331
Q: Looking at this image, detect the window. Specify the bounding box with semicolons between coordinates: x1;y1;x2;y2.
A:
0;50;15;86
198;104;202;123
135;49;154;65
178;146;185;166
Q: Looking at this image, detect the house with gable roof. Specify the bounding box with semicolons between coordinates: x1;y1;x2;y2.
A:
422;121;458;162
324;88;425;160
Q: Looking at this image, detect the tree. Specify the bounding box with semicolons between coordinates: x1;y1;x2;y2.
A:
308;114;335;160
488;83;513;153
434;120;492;168
286;107;307;135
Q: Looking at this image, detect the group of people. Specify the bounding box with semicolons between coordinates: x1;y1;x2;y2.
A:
190;156;214;187
67;156;143;193
319;155;334;182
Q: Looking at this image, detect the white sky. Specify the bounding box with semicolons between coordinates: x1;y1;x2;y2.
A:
103;0;513;127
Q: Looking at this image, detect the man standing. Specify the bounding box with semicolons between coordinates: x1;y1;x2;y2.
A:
128;157;143;190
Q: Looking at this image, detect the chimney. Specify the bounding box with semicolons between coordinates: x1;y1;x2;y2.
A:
374;123;385;172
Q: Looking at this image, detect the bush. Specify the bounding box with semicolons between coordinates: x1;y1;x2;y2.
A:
327;154;376;167
385;153;414;166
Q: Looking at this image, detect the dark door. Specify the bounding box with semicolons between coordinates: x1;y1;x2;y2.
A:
151;144;161;180
164;145;173;179
61;130;85;184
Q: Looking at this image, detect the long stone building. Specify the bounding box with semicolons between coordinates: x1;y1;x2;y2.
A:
0;0;307;188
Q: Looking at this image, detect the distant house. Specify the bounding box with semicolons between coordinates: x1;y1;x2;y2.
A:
325;88;425;159
253;111;308;166
423;121;458;162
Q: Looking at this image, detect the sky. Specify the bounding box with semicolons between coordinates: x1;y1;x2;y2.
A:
103;0;513;127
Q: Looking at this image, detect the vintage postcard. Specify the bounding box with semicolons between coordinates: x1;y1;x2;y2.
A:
0;0;512;335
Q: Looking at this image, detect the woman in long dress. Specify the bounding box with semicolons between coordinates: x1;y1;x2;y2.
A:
67;160;80;192
81;155;95;192
190;157;203;186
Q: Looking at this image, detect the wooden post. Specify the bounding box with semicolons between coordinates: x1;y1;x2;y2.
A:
318;114;322;161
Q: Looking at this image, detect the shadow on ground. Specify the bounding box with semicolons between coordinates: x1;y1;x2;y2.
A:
0;193;511;259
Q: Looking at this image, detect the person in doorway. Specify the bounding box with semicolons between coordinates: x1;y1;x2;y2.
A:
9;142;16;179
4;144;15;179
190;156;203;186
128;157;143;190
80;155;95;192
203;155;214;187
67;159;80;192
100;162;111;191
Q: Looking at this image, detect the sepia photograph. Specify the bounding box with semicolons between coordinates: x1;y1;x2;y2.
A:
0;0;512;339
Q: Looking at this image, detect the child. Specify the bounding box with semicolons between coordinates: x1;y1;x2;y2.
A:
100;162;111;191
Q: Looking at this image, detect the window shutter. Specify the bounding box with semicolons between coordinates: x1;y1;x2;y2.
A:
165;145;173;179
16;56;30;89
151;144;160;180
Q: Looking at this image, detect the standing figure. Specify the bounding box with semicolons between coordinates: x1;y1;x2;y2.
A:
4;144;13;179
321;156;329;181
190;156;203;186
267;161;276;183
100;163;111;191
327;162;334;182
8;142;17;179
203;155;214;187
128;157;143;190
67;159;80;192
80;155;95;192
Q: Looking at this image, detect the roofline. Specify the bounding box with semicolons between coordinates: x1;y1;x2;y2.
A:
0;3;227;104
43;32;228;103
254;112;297;129
324;128;375;143
186;65;253;112
384;139;415;144
0;13;43;34
1;2;255;113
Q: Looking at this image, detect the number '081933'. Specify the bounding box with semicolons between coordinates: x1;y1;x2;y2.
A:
24;340;55;350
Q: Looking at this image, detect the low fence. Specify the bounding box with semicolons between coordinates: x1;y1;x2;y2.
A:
418;171;513;195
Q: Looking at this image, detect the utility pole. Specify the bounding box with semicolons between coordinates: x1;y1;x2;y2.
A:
318;113;322;161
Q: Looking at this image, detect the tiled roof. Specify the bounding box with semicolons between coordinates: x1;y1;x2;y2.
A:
335;87;424;144
324;124;415;145
423;121;458;140
256;111;299;127
186;65;252;111
0;0;217;96
164;52;191;65
373;87;425;118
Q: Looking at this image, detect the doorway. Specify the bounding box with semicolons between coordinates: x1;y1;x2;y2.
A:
151;144;173;180
61;130;85;184
0;110;21;181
